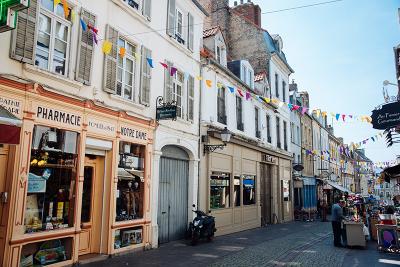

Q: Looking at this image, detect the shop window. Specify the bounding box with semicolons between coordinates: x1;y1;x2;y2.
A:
243;175;256;205
234;176;241;207
20;237;72;266
114;226;143;249
80;166;93;223
283;180;290;202
25;126;79;234
116;142;145;221
210;172;230;209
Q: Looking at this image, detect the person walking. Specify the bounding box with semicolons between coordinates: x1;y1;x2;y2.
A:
331;199;345;247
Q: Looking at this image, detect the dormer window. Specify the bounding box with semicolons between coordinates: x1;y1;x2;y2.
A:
215;35;226;66
240;61;254;89
216;46;221;64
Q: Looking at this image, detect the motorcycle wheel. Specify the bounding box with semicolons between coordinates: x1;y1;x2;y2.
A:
191;230;200;246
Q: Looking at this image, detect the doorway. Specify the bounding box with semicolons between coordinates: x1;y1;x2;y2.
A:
78;155;108;256
158;146;189;244
260;163;272;225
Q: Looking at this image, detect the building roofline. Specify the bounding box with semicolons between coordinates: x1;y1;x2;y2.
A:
192;0;209;16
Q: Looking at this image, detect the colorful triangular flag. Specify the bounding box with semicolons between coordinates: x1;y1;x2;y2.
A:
160;62;168;69
170;67;177;76
228;86;235;93
102;40;112;55
80;18;87;31
146;58;154;68
205;80;212;88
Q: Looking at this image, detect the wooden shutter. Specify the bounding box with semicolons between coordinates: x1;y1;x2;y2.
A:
167;0;175;37
10;0;38;64
76;9;96;85
164;61;173;102
140;46;152;106
142;0;151;20
103;24;119;94
187;75;194;121
187;13;194;51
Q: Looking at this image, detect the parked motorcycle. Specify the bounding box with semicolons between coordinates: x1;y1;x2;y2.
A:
186;204;216;245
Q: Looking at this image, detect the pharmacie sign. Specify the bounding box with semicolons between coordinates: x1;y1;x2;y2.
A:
36;106;82;126
0;0;29;33
371;102;400;130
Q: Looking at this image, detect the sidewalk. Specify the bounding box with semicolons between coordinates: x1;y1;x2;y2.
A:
82;221;399;267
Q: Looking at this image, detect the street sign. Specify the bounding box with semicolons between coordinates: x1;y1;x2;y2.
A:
156;96;177;121
0;0;29;33
371;101;400;130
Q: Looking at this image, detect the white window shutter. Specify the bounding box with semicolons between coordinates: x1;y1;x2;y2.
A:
188;75;194;121
76;9;96;85
187;13;194;51
140;46;152;106
103;24;119;94
142;0;151;20
167;0;175;36
10;0;38;64
164;61;173;102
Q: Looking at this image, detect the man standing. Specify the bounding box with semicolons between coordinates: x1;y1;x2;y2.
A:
331;199;345;247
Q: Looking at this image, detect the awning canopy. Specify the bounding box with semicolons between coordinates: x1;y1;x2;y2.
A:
326;180;351;193
0;106;22;145
383;164;400;182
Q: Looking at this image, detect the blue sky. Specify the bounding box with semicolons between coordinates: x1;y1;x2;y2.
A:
229;0;400;163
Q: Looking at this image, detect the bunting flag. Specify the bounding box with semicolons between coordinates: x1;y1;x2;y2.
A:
133;52;141;60
146;58;154;68
92;31;98;45
71;9;76;23
80;18;87;31
54;0;61;7
287;103;293;110
102;40;112;55
205;80;212;88
88;25;98;34
293;105;300;111
196;76;203;81
170;67;177;76
335;114;340;121
217;82;223;89
62;0;70;19
119;47;126;58
301;107;308;115
245;92;251;100
228;86;235;93
184;72;189;81
322;111;327;117
237;89;244;97
342;114;346;122
160;62;168;69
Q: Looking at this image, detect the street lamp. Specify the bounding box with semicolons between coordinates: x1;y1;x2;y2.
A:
203;127;232;154
383;80;398;87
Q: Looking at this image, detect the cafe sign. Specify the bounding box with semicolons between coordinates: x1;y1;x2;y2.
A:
156;96;177;121
371;102;400;130
0;0;29;33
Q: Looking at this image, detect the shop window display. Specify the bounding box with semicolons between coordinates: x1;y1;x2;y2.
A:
116;142;145;221
210;172;230;209
20;237;72;266
25;126;78;233
114;226;143;249
243;175;256;205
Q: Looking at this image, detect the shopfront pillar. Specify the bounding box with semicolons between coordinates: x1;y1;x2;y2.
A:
151;150;162;248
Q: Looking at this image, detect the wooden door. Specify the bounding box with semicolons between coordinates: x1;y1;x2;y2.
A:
0;144;11;263
79;156;105;255
260;164;272;225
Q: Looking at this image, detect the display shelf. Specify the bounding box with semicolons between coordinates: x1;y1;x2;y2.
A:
30;164;76;169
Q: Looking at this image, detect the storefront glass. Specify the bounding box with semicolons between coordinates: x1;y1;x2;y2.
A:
243;175;256;205
114;226;143;249
234;176;241;207
116;142;145;221
25;126;79;233
210;172;230;209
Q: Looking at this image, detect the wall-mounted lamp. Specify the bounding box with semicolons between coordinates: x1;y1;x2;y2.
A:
203;127;232;155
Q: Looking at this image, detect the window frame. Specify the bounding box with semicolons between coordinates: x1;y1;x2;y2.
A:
282;80;286;102
217;86;226;124
255;107;260;138
173;71;184;119
276;116;281;148
236;96;243;131
266;115;271;143
35;2;72;77
175;8;183;38
116;38;137;101
283;121;288;150
275;73;279;99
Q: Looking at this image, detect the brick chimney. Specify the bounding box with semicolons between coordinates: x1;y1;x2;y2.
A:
232;0;262;27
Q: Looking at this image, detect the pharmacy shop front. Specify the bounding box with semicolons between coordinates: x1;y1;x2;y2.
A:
0;79;154;267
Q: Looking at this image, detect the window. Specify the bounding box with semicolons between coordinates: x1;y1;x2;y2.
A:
116;142;145;221
210;172;230;209
282;81;286;102
248;69;253;89
25;126;79;234
290;123;294;143
243;175;256;205
173;71;184;118
175;9;184;44
275;73;279;98
297;126;300;145
236;96;243;131
283;121;288;150
35;0;72;76
187;75;194;121
234;176;241;207
283;180;290;201
216;45;221;64
217;86;226;124
255;107;260;138
266;115;271;143
117;38;136;101
276;117;281;148
242;65;247;84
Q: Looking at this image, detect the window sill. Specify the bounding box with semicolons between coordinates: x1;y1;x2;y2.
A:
23;64;84;90
111;0;151;24
110;94;146;110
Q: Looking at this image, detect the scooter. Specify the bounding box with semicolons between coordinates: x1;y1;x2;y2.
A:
187;204;216;245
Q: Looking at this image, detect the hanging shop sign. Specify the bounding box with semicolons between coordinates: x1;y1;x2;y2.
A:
0;0;29;33
156;96;177;121
371;102;400;130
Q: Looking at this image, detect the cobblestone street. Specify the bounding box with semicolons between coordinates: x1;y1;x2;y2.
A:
83;221;400;267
